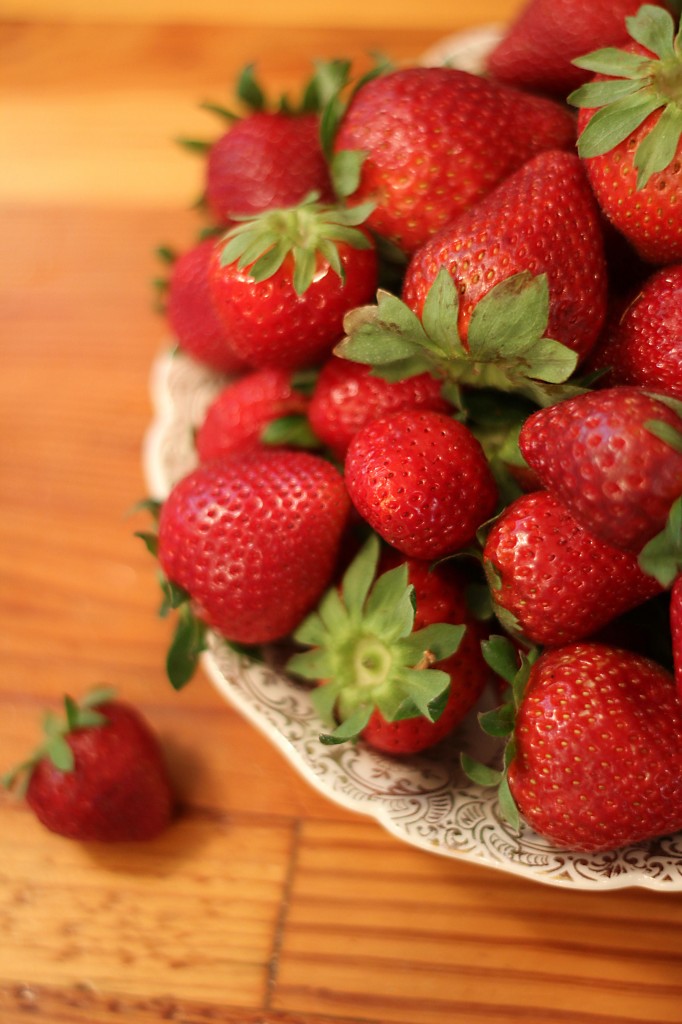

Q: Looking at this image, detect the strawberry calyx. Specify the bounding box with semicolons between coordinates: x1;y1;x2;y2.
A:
460;635;539;832
335;268;586;412
2;688;116;797
286;533;465;745
177;60;355;154
217;192;376;296
569;4;682;188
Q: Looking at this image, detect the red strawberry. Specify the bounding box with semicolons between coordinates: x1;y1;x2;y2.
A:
570;6;682;264
208;195;378;370
206;111;333;226
331;65;576;254
165;239;248;374
308;356;452;461
195;367;312;462
156;449;351;660
518;386;682;552
483;490;662;646
183;64;335;226
586;263;682;399
485;0;670;98
468;641;682;852
402;150;608;366
344;409;498;560
288;534;487;755
3;689;174;842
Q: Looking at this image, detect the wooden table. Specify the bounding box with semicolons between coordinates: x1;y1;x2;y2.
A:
2;4;682;1023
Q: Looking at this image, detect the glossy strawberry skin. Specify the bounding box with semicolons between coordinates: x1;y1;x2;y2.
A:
360;552;488;756
344;409;498;560
208;238;378;371
157;449;351;645
166;239;248;374
308;356;451;461
26;702;174;842
577;43;682;266
483;490;662;647
402;150;608;364
509;643;682;852
586;264;682;400
333;66;575;255
485;0;668;98
196;368;309;462
519;387;682;552
205;111;334;226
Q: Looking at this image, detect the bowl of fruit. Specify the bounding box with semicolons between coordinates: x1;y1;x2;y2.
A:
142;0;682;890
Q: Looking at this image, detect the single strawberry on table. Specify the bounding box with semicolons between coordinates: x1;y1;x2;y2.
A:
3;689;175;842
465;639;682;853
569;3;682;264
208;193;378;370
287;533;488;755
344;408;498;561
330;64;576;255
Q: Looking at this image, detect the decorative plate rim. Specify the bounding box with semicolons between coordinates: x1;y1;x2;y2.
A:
142;348;682;892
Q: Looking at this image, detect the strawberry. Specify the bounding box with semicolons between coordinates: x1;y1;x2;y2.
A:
402;150;608;367
164;238;249;374
485;0;671;98
569;4;682;264
330;65;576;255
344;409;498;560
181;63;335;226
287;534;487;755
518;386;682;552
465;640;682;852
307;356;452;461
482;489;662;646
195;367;314;462
154;449;351;679
206;111;333;226
585;263;682;398
3;689;174;842
208;195;378;370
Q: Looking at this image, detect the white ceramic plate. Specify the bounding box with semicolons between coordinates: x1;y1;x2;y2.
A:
142;349;682;891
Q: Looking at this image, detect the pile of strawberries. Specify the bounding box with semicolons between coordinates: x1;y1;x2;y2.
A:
146;0;682;855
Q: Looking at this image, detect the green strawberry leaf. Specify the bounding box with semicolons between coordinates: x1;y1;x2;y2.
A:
634;102;682;188
319;703;373;745
460;753;503;787
341;533;381;619
236;63;266;112
576;89;665;158
644;418;682;454
625;3;677;62
638;496;682;587
568;76;652;109
261;414;321;449
331;149;367;198
481;634;520;685
167;605;207;690
571;48;652;78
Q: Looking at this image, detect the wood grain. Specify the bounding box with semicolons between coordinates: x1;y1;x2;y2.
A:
3;8;682;1024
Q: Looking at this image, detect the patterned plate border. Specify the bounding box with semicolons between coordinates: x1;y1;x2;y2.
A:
142;349;682;891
